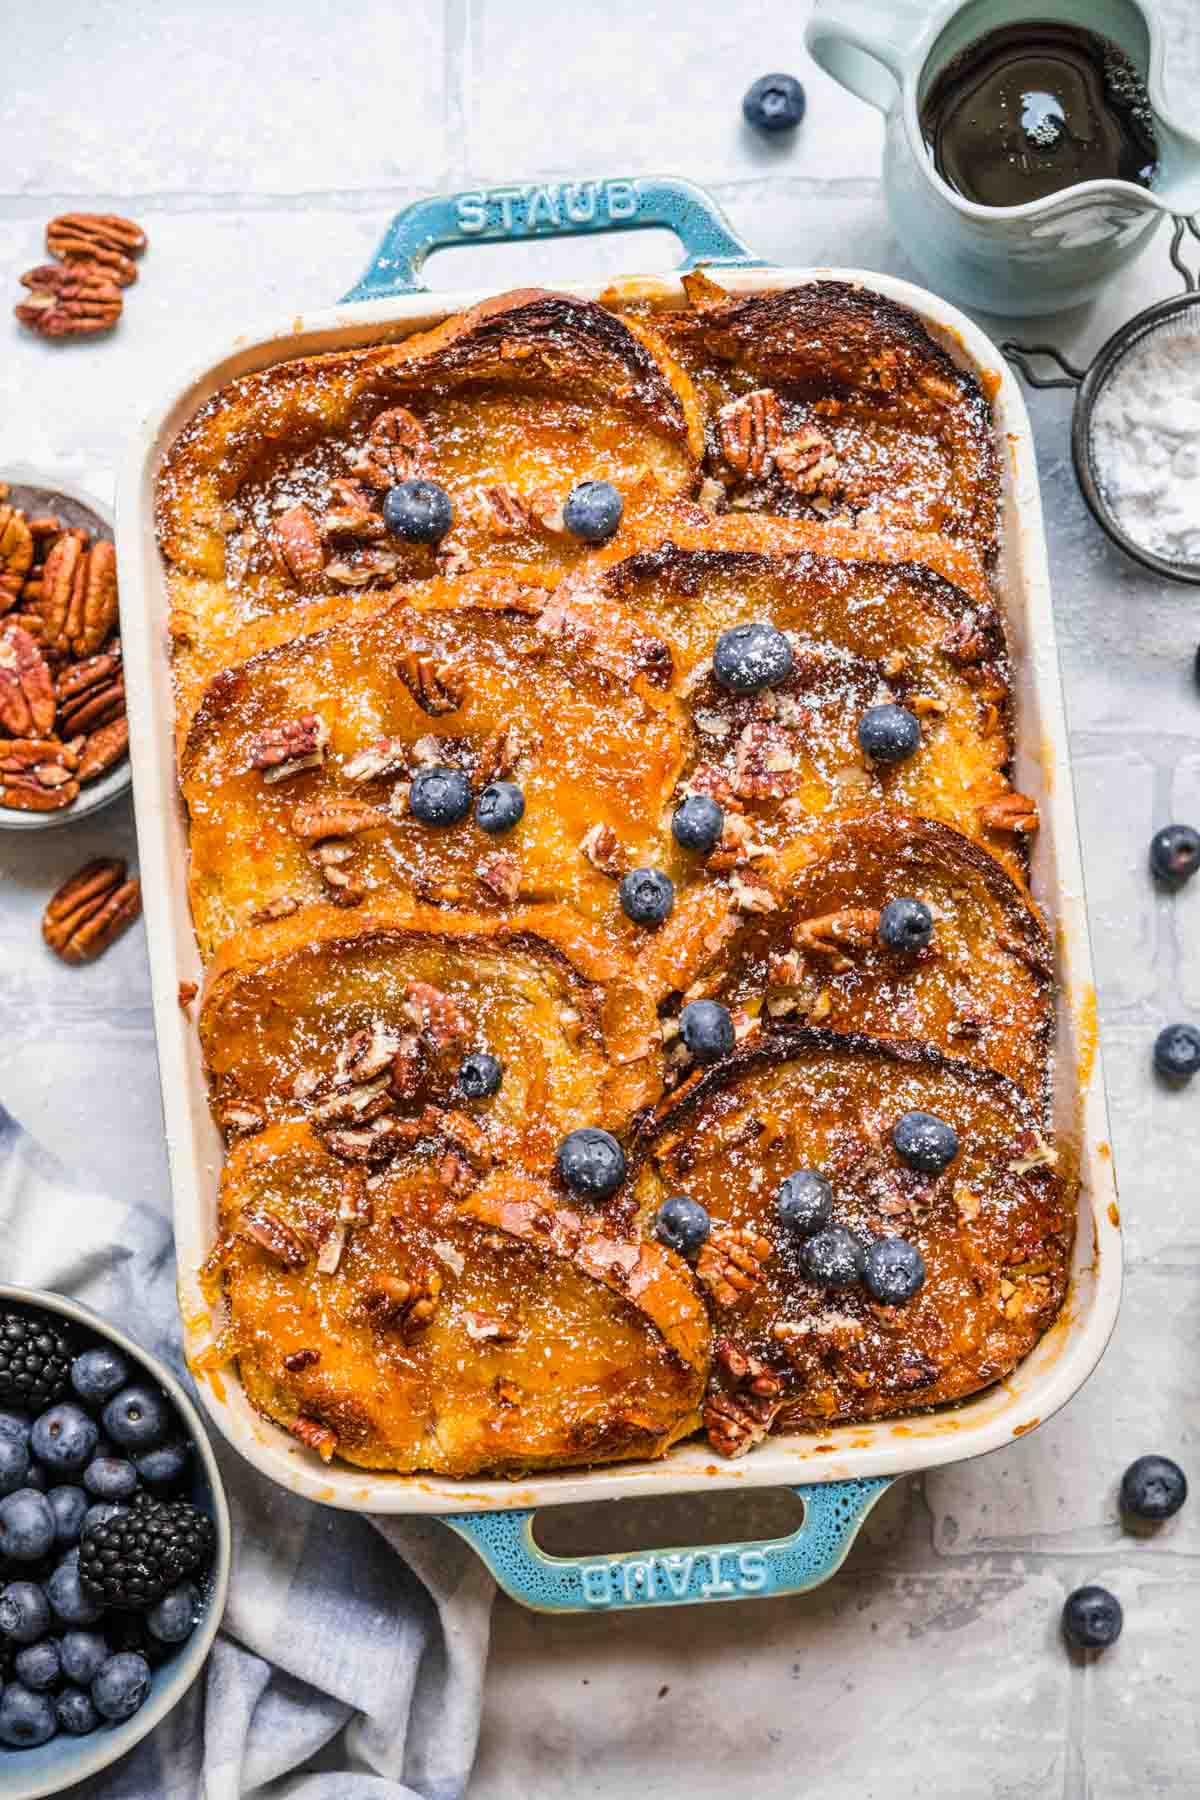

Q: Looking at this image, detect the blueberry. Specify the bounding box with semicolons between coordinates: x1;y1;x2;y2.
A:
0;1581;52;1643
878;897;934;954
46;1550;103;1627
0;1682;56;1747
1149;824;1200;886
147;1580;200;1646
742;72;806;133
83;1455;138;1501
1062;1584;1122;1651
1153;1023;1200;1082
1120;1454;1188;1521
0;1489;55;1562
381;479;453;545
82;1501;129;1538
56;1687;99;1736
862;1236;927;1305
47;1486;87;1548
679;999;735;1064
0;1411;32;1447
60;1628;109;1686
409;766;473;828
557;1127;626;1200
619;868;675;926
15;1638;60;1692
672;793;724;853
0;1433;30;1497
893;1110;959;1173
713;621;794;694
801;1226;865;1288
133;1441;192;1491
858;703;921;764
653;1195;711;1256
563;479;623;544
31;1403;98;1475
70;1345;131;1409
92;1650;152;1722
101;1386;173;1456
475;780;525;835
458;1051;503;1100
777;1169;834;1237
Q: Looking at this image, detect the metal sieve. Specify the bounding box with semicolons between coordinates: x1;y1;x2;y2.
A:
1003;215;1200;586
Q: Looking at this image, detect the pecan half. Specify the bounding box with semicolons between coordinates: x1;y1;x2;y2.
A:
397;650;466;716
716;389;782;480
46;213;147;285
38;533;85;653
351;407;434;489
42;859;141;963
0;507;33;607
402;979;469;1049
250;713;329;782
477;851;521;901
359;1271;441;1336
774;425;841;498
240;1206;310;1268
77;716;129;783
579;822;627;878
270;506;325;584
290;1415;337;1461
696;1227;772;1308
978;790;1040;835
250;895;301;924
0;624;56;737
0;738;80;809
733;720;798;800
15;264;123;338
703;1391;778;1459
70;542;119;658
291;797;383;843
57;670;123;738
794;907;882;972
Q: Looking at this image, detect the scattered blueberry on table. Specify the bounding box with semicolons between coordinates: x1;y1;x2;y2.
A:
382;478;454;544
1153;1022;1200;1082
0;1305;215;1750
563;479;623;544
1062;1584;1123;1651
742;72;807;134
1149;823;1200;885
1120;1454;1188;1521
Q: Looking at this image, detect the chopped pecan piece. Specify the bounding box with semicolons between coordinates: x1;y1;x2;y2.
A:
436;1107;493;1171
283;1348;320;1374
696;1227;772;1308
477;852;521;901
714;1337;786;1399
342;735;409;783
309;1074;393;1127
324;548;398;587
438;1151;478;1197
941;613;994;667
794;907;882;972
240;1206;310;1269
46;212;146;284
335;1023;406;1086
729;871;778;915
250;895;300;924
178;980;198;1014
733;720;798;800
397;650;466;716
77;716;129;784
978;790;1039;835
476;723;530;785
579;822;627;878
703;1391;779;1459
220;1102;267;1138
319;480;387;543
292;796;383;843
402;979;469;1050
251;712;329;782
15;264;124;338
464;1311;519;1344
270;506;325;584
290;1415;337;1461
322;1114;422;1163
42;859;141;963
339;1167;372;1224
351;407;434;489
774;424;841;498
471;484;537;536
389;1033;426;1101
359;1271;441;1336
316;1223;347;1274
0;624;56;737
716;389;782;480
683;762;744;814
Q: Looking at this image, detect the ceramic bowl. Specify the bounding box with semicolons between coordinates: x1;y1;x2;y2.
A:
0;467;130;832
0;1285;230;1798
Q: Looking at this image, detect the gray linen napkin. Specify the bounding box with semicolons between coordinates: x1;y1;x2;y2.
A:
0;1103;495;1799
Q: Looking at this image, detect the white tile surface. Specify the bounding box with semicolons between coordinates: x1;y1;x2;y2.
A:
2;0;1199;1791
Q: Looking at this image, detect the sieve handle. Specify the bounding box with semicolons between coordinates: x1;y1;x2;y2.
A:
1168;214;1200;294
1000;342;1084;391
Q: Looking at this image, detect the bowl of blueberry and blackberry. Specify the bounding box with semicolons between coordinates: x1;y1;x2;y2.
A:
0;1287;229;1795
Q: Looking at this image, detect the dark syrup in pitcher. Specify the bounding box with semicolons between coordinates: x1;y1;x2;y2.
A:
920;21;1158;206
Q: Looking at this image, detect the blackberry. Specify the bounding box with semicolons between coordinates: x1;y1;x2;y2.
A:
0;1310;72;1412
79;1498;215;1612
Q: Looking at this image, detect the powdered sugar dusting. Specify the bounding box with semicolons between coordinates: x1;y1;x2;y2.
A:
1090;323;1200;565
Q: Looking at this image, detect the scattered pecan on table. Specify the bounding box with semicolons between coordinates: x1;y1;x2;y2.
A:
15;214;147;341
42;859;142;965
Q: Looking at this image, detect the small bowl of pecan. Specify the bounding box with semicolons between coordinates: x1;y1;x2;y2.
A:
0;468;128;830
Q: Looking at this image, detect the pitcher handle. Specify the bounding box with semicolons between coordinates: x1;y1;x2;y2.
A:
805;0;929;113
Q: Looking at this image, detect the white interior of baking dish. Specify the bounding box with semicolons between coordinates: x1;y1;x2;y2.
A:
116;268;1121;1515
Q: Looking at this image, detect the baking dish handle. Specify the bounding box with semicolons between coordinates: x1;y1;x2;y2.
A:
441;1477;891;1612
342;176;763;301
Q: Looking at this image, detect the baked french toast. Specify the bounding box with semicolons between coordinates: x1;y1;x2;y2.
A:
180;578;683;956
215;1122;708;1474
158;276;1074;1479
632;1031;1070;1451
646;812;1052;1096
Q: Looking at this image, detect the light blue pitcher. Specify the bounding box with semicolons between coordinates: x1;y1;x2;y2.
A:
806;0;1200;315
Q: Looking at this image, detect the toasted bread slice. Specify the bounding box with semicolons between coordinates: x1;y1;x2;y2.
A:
180;578;683;955
639;273;998;554
632;1030;1072;1452
217;1121;709;1474
586;543;1030;872
156;290;703;701
645;812;1052;1095
198;898;663;1154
